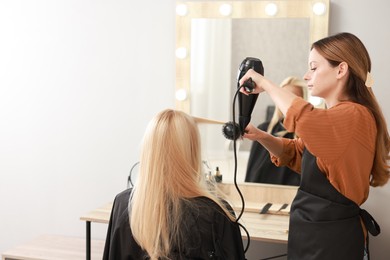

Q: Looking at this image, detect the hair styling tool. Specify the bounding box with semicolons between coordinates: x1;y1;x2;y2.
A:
222;57;264;140
220;57;264;255
237;57;264;133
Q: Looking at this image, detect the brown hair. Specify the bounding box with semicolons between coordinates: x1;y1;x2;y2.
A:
312;32;390;187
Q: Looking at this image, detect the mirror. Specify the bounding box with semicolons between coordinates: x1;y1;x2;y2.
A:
175;0;329;184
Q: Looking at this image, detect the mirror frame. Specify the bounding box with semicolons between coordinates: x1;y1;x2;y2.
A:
175;0;329;112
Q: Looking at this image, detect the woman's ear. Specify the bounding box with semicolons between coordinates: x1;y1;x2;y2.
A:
336;62;349;79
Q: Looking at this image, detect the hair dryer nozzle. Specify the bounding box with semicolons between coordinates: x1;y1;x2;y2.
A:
222;122;241;140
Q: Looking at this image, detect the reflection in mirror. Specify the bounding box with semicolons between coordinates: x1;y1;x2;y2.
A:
175;0;329;184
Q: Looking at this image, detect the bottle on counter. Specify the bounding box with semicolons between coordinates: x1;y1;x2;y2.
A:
214;166;222;183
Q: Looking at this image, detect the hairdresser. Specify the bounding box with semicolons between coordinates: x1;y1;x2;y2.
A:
239;32;389;259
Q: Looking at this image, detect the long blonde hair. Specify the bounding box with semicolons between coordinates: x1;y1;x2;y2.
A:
312;32;390;187
130;109;235;259
267;76;307;136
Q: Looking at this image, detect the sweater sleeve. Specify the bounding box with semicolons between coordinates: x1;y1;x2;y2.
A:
282;98;375;162
271;137;305;174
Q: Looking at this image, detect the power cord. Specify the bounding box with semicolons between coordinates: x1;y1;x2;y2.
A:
231;87;251;253
231;87;287;260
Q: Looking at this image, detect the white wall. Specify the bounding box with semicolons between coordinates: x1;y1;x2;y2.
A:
0;0;389;260
0;0;175;253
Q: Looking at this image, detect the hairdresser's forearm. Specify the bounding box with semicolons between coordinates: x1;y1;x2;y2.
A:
262;79;297;116
256;131;284;157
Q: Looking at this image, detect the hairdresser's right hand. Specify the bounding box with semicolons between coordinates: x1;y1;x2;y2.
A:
242;123;265;142
239;69;267;95
244;123;284;157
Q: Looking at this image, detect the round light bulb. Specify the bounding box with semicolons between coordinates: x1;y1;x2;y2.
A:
176;4;188;16
219;4;232;16
313;2;326;16
265;3;278;16
175;88;188;101
309;96;323;106
175;47;187;59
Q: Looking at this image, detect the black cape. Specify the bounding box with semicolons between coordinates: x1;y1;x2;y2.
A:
245;121;301;185
103;189;246;260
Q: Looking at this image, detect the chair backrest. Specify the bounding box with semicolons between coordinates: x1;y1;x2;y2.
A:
127;161;140;188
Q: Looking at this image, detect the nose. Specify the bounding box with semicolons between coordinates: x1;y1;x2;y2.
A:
303;71;310;81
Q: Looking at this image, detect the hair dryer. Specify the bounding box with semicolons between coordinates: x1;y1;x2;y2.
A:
237;57;264;133
222;57;264;140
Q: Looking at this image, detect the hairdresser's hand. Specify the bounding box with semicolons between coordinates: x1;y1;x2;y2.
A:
239;69;267;95
243;123;284;157
242;123;265;142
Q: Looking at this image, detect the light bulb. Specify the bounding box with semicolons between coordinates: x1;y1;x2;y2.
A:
176;4;188;16
175;47;187;59
219;4;232;16
313;2;326;16
309;96;323;106
175;88;188;101
265;3;278;16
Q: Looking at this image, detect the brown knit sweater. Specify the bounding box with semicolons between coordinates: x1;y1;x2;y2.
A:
271;98;376;205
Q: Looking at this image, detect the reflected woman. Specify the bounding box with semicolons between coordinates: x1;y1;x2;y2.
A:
245;76;307;186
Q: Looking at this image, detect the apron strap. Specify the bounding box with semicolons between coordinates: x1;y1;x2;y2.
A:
360;209;381;236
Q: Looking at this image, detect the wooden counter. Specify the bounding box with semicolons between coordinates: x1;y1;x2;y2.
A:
218;182;297;243
79;182;298;259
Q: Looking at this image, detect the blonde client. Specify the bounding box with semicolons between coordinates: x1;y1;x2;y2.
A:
103;109;246;260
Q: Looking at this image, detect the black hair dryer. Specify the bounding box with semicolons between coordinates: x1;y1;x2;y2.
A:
222;57;264;140
237;57;264;134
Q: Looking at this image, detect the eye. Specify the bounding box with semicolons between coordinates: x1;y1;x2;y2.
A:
310;67;317;71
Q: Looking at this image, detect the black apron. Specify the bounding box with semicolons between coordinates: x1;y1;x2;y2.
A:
288;149;380;260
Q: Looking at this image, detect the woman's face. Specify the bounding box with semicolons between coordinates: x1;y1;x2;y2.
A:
303;48;338;99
